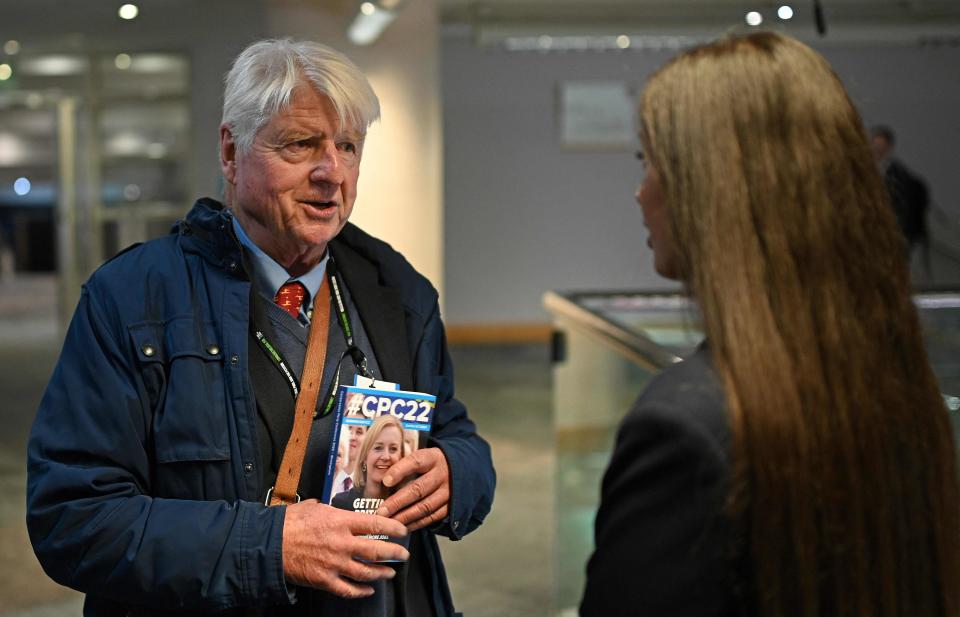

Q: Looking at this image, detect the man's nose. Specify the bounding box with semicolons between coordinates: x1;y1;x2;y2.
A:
310;142;344;184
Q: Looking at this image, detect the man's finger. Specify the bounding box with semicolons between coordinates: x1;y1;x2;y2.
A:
389;487;449;526
376;472;442;517
326;577;375;599
382;449;438;487
352;537;410;564
405;504;449;532
348;512;407;539
340;557;399;583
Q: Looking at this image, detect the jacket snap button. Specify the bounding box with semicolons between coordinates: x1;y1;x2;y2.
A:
452;520;460;530
141;344;156;357
244;463;254;473
231;354;239;366
206;344;220;356
227;261;237;272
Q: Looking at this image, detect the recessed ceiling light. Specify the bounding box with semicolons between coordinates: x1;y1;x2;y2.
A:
115;53;132;70
745;11;763;26
616;35;631;49
14;177;32;196
118;4;139;20
0;64;11;81
778;5;794;20
3;40;20;55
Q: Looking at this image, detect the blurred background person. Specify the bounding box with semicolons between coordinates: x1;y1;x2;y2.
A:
580;32;959;617
871;124;932;278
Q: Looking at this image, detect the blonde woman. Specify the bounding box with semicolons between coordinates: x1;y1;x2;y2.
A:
332;414;406;510
581;32;959;617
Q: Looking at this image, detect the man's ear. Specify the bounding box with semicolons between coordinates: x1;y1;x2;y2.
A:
219;124;238;184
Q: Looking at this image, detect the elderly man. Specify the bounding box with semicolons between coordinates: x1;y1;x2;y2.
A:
27;39;495;617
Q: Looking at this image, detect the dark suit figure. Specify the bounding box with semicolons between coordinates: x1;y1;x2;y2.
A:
331;485;366;511
580;346;743;617
871;125;931;275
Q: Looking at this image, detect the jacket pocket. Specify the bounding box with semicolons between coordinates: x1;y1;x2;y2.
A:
130;318;229;463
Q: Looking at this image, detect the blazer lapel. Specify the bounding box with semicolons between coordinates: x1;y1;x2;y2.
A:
330;241;415;390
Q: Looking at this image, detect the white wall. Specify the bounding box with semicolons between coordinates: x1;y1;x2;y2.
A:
268;1;445;295
441;31;960;325
442;34;680;325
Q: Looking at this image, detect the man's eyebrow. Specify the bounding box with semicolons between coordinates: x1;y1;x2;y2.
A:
272;128;315;142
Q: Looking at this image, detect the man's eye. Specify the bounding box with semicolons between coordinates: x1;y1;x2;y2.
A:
285;139;311;151
338;141;356;154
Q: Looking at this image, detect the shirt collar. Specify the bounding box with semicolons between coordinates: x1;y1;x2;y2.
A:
231;216;328;307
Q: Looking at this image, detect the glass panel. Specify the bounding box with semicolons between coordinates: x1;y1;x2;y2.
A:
549;288;960;614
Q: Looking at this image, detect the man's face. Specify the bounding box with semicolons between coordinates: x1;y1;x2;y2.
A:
871;135;891;163
221;86;363;275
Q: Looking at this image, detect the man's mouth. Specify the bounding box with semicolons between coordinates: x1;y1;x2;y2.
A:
303;200;336;210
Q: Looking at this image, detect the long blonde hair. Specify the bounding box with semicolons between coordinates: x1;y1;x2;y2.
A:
640;31;959;616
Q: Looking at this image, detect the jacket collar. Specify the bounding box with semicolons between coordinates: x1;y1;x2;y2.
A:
330;237;414;390
178;198;244;273
178;199;414;388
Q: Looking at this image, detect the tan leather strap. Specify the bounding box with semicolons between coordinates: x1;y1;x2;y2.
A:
269;276;331;506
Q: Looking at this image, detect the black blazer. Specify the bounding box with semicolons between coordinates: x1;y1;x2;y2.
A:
580;346;742;616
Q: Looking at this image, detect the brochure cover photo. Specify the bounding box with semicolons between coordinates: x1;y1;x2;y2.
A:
322;384;436;548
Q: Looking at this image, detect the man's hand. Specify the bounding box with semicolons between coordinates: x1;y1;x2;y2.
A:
374;447;450;531
282;500;409;598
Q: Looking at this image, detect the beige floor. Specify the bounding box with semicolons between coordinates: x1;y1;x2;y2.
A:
0;275;556;617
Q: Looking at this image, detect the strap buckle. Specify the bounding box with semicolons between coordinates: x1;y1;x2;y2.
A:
264;486;301;506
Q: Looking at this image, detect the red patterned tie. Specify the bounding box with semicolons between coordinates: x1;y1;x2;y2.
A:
274;282;307;319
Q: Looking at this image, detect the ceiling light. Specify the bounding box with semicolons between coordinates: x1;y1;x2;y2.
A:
502;34;703;53
146;143;167;158
3;40;20;55
14;177;31;196
745;11;763;26
123;184;141;201
125;53;183;73
778;5;794;20
114;53;132;70
18;55;88;76
348;3;397;46
0;64;11;81
118;4;139;20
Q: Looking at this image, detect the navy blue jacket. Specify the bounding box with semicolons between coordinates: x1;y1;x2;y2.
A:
27;198;495;615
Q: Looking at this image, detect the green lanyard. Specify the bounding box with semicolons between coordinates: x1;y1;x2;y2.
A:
251;256;374;419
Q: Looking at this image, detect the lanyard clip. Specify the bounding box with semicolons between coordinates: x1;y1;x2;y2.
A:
347;346;374;379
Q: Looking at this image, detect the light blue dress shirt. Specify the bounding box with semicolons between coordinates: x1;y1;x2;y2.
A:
232;216;328;324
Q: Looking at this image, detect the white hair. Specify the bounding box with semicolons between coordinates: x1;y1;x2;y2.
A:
221;39;380;153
